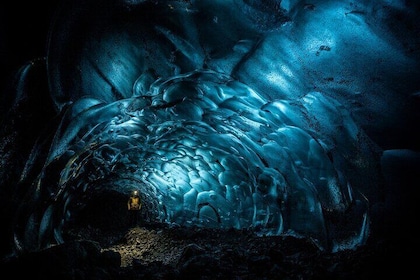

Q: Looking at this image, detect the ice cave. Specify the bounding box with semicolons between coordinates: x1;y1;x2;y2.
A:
0;0;419;275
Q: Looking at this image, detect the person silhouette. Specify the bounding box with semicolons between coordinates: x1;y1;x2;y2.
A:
127;190;141;226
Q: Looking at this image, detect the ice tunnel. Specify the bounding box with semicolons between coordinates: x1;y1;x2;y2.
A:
9;0;418;254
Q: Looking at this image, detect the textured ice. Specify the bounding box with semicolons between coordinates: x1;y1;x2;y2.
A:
13;68;370;253
12;0;418;253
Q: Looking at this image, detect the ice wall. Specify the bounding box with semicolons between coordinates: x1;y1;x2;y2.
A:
11;0;419;253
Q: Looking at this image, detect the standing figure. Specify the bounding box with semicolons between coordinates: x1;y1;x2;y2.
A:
128;190;141;226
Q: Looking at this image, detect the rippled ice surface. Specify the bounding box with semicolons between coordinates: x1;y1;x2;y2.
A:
15;69;369;253
14;0;417;253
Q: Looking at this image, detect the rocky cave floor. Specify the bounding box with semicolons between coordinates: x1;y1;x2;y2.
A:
1;220;417;280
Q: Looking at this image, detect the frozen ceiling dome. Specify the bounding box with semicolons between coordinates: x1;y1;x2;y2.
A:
13;69;371;253
13;0;420;254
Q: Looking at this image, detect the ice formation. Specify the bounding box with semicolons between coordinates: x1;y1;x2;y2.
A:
13;0;418;253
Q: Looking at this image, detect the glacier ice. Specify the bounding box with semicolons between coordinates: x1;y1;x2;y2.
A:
10;0;419;254
12;68;370;253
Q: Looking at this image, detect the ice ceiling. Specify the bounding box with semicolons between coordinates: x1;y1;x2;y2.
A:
7;0;420;254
